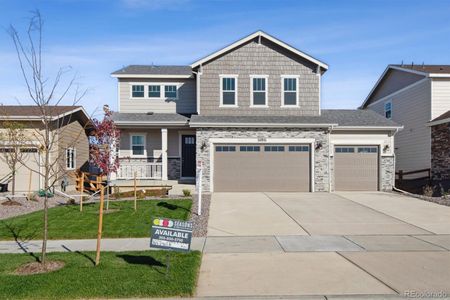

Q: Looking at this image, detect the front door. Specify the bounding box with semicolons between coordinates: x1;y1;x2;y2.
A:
181;135;196;177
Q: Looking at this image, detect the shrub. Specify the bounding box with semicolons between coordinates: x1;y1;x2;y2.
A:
423;185;434;197
182;189;191;197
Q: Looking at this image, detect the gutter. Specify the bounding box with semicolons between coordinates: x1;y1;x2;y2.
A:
189;122;338;128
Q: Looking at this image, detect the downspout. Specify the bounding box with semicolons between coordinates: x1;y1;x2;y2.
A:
328;125;335;192
192;64;203;115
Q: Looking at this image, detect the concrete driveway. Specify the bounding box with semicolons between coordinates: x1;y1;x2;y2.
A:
198;192;450;297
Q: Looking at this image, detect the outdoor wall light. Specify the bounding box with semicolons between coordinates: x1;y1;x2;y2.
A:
383;145;390;153
200;141;207;152
315;142;323;150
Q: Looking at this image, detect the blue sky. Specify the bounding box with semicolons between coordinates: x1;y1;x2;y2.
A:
1;0;450;116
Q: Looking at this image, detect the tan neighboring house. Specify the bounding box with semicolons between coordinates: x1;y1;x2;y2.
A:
0;105;92;192
361;65;450;179
111;31;401;192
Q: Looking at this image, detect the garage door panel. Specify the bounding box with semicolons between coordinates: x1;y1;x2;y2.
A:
214;144;310;192
0;149;40;192
334;146;378;191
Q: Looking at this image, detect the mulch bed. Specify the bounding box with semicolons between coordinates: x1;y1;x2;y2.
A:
393;190;450;207
1;200;22;206
0;196;62;220
190;193;211;237
14;261;65;276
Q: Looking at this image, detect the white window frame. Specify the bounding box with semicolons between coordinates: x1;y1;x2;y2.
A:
164;84;178;100
384;100;392;119
219;75;238;107
250;75;269;107
148;84;161;98
130;133;147;158
130;84;145;99
66;147;76;170
281;75;300;107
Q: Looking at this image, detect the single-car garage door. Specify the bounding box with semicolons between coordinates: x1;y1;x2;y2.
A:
0;148;40;192
213;144;310;192
334;146;379;191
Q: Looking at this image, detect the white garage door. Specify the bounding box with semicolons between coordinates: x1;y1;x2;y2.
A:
0;148;40;192
334;146;379;191
213;144;311;192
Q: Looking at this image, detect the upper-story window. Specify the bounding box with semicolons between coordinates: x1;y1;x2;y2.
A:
282;76;299;106
131;134;145;157
384;101;392;119
220;75;238;106
131;85;144;98
164;85;178;99
251;76;268;107
148;85;161;98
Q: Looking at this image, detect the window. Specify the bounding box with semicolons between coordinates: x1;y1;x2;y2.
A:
251;76;268;106
216;145;236;152
221;76;237;106
148;85;161;98
358;147;378;153
282;77;298;106
66;148;76;170
131;135;145;156
384;101;392;119
164;85;177;98
240;146;260;152
264;145;285;152
335;147;355;153
131;85;144;98
288;145;309;152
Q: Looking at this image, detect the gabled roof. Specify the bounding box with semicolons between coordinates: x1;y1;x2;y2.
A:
190;30;328;71
111;65;192;78
391;64;450;76
428;110;450;127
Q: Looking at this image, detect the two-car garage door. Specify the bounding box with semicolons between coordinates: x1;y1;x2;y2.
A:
213;144;311;192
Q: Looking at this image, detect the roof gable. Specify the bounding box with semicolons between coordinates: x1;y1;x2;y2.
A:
190;30;328;71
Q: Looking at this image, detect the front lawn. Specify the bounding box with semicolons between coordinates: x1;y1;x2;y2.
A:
0;250;201;299
0;199;192;240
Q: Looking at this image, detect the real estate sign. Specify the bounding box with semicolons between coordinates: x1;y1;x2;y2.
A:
150;218;193;252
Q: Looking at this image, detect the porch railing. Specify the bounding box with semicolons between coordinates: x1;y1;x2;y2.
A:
117;162;162;179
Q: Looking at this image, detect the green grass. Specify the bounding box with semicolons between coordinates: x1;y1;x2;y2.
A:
0;199;192;240
0;250;201;299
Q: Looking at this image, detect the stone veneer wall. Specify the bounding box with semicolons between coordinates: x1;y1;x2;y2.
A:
431;123;450;180
196;127;330;192
168;158;181;180
380;156;395;191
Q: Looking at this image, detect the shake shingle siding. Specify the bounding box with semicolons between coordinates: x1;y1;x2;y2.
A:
118;78;196;114
199;39;320;116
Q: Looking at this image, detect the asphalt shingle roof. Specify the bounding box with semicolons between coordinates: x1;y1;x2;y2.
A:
430;110;450;123
190;109;400;127
392;64;450;74
0;105;82;117
111;65;192;76
112;112;190;124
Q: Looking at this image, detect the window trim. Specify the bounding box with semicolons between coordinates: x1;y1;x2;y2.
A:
66;147;76;170
130;133;147;158
384;100;392;119
148;84;161;98
130;84;145;99
281;75;300;107
250;75;269;107
164;84;178;100
219;74;239;107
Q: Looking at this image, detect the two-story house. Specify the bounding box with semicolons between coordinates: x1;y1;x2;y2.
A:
361;64;450;182
111;31;401;192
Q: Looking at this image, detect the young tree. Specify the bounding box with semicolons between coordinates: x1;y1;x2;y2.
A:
0;120;29;196
90;105;120;210
9;11;87;266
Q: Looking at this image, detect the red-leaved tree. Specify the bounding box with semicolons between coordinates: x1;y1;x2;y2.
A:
90;105;120;210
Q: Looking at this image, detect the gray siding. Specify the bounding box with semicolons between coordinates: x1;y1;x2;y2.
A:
368;79;432;173
367;69;425;104
431;78;450;119
199;39;320;116
118;78;196;114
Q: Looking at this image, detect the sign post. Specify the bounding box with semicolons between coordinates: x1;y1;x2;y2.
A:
150;217;193;277
196;160;203;216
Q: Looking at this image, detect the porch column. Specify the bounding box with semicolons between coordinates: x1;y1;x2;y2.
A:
161;128;168;180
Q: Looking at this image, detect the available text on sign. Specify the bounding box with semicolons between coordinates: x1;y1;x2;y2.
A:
150;218;193;252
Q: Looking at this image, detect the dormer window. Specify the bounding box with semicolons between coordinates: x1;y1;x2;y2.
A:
282;76;299;106
220;75;238;106
131;85;144;98
251;75;268;107
384;101;392;119
164;85;178;99
148;85;161;98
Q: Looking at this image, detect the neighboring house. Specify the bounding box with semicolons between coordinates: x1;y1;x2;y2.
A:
0;105;92;192
429;110;450;184
111;31;401;192
361;64;450;178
